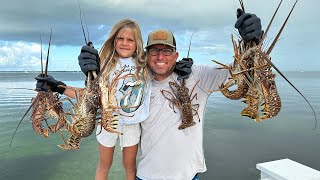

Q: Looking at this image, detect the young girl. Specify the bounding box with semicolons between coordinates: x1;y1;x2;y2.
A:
94;19;150;180
35;18;150;180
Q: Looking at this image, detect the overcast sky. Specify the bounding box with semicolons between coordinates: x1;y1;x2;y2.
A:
0;0;319;72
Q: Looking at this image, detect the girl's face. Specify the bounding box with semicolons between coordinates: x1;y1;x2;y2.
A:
114;28;137;58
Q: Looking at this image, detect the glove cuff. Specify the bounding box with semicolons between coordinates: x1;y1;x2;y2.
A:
53;81;66;94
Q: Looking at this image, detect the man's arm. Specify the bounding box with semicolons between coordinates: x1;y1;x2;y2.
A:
191;65;230;94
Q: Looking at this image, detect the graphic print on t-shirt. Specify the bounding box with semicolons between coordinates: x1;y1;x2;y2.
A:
119;77;145;113
113;63;144;113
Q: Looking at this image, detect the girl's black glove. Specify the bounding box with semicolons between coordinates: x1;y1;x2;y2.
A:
78;45;100;76
35;74;66;94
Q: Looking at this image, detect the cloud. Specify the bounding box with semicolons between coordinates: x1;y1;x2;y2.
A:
1;0;319;46
0;41;43;71
0;0;251;45
0;0;319;71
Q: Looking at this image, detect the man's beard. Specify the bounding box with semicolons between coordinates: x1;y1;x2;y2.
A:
151;65;175;79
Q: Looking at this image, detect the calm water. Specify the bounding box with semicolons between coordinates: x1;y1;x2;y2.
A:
0;71;320;180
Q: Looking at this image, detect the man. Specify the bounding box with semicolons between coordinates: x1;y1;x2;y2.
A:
135;12;262;180
36;11;262;180
136;29;229;180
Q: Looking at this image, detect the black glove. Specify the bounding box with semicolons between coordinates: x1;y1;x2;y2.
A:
35;74;66;94
78;45;100;76
174;58;193;80
235;9;263;44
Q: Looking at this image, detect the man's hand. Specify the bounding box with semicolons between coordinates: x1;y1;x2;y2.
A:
35;74;66;94
235;9;263;44
174;58;193;80
78;45;100;76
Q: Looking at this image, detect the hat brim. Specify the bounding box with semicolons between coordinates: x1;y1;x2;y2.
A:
146;42;176;49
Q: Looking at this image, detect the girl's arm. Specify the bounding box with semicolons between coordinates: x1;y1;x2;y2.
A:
63;86;85;99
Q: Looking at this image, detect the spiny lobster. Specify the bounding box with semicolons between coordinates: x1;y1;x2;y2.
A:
10;30;68;148
58;72;100;150
211;35;251;100
58;2;101;150
213;0;317;126
98;67;140;135
161;79;200;130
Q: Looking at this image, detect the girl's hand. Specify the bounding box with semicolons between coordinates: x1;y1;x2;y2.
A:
78;45;100;76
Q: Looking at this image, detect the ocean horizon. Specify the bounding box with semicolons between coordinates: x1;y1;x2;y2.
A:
0;71;320;179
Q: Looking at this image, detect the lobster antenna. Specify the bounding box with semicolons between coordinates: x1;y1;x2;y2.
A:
77;0;88;45
26;64;38;76
45;28;52;77
266;0;298;55
10;95;40;148
40;34;43;76
258;0;283;48
83;13;90;43
187;28;196;58
239;0;245;12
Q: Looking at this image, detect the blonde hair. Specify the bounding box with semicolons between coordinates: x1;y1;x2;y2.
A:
99;18;150;82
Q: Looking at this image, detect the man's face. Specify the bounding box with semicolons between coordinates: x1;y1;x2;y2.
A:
147;44;178;81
